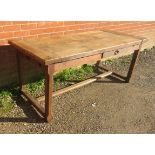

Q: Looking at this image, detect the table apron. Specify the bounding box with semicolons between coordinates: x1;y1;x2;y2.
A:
51;45;140;73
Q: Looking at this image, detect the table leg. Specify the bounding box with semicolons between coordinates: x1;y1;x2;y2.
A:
45;65;54;122
16;52;23;91
95;60;101;67
125;49;140;83
95;53;104;70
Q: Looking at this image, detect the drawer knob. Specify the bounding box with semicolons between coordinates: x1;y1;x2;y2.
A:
114;50;119;55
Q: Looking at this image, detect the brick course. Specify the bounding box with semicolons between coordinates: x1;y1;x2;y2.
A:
0;21;155;87
0;21;155;47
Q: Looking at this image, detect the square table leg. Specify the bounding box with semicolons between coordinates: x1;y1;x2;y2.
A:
95;46;142;83
44;65;54;123
16;52;23;91
125;49;140;83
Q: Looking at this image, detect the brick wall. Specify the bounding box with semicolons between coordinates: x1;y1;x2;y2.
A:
0;21;155;87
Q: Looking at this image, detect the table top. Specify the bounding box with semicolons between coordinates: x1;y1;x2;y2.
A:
9;30;145;65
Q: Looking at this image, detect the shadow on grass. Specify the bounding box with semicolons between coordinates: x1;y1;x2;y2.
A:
0;95;45;123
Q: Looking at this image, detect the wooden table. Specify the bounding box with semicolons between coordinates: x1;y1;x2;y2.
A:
9;30;146;122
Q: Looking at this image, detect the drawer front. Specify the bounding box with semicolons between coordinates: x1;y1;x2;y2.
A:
103;44;140;58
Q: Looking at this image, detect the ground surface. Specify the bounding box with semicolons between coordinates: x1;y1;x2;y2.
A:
0;48;155;134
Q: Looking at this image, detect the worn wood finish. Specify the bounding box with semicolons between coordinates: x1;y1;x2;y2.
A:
96;71;112;79
54;45;140;73
125;40;143;82
125;50;139;82
9;30;142;65
44;65;54;122
9;30;145;123
53;78;97;97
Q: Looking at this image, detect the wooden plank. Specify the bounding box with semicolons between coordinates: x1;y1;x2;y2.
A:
53;78;97;97
9;30;144;65
8;40;48;65
96;71;112;79
21;90;45;116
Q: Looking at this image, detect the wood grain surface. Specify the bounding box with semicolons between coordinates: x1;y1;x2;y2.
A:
9;30;144;65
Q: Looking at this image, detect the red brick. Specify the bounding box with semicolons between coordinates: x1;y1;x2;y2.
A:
29;29;49;35
30;26;67;35
0;32;13;39
21;24;37;30
37;21;63;28
50;26;67;32
49;22;64;27
67;25;80;31
79;23;98;29
0;27;3;32
13;31;29;37
0;21;12;26
75;21;93;25
37;22;53;28
64;21;76;26
27;21;37;24
3;25;21;32
12;21;29;24
22;35;37;40
55;22;64;26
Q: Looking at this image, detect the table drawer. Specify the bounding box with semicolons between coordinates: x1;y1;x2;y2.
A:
103;44;140;58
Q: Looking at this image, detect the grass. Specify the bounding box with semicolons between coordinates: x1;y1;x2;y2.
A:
26;64;95;97
54;64;94;81
0;89;15;115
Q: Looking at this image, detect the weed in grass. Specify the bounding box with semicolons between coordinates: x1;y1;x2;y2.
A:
103;59;113;65
0;90;15;115
54;64;94;82
26;78;45;97
82;64;94;73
